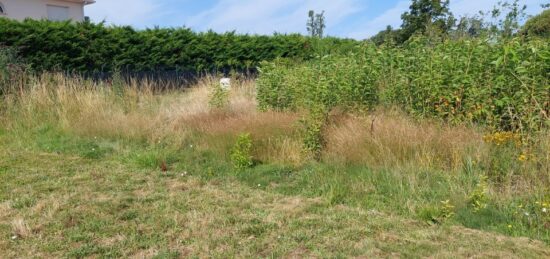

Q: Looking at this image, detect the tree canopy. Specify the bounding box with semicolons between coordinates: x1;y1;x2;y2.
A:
520;9;550;38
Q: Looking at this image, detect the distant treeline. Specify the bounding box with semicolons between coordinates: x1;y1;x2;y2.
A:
0;18;359;74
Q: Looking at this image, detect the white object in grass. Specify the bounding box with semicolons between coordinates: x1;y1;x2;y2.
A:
220;78;231;90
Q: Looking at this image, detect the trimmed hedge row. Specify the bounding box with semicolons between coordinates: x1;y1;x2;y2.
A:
0;18;358;74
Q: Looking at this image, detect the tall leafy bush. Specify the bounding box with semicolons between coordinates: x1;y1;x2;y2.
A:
258;37;550;136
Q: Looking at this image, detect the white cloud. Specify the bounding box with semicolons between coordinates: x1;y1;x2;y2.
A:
85;0;165;27
186;0;363;35
346;0;409;39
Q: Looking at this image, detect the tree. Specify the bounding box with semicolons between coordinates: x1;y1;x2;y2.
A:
451;14;486;39
370;25;401;45
520;9;550;38
307;10;326;38
489;0;527;38
400;0;453;42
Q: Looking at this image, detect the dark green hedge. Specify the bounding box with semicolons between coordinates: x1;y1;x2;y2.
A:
0;18;358;74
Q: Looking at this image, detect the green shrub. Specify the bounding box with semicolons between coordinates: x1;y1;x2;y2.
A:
208;82;230;109
230;133;254;169
256;58;297;111
0;18;360;74
381;37;550;133
257;45;380;112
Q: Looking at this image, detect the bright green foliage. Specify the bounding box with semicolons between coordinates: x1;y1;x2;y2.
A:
259;37;550;134
258;46;380;158
381;37;549;133
257;46;380;112
0;18;359;74
230;133;254;169
258;36;549;158
256;59;296;111
439;200;455;221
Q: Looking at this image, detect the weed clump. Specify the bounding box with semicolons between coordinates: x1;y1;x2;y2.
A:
231;133;254;169
301;106;328;160
470;176;489;212
209;79;230;109
419;200;455;224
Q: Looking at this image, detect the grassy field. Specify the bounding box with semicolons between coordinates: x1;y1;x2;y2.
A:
0;74;549;257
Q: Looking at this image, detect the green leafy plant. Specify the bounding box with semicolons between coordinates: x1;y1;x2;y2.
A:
301;106;328;160
419;200;455;224
209;82;229;109
230;133;254;169
470;176;489;212
440;200;455;220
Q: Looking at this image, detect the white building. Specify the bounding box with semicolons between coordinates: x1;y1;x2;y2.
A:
0;0;95;22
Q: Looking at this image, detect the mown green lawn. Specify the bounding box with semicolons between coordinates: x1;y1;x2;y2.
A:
1;131;549;258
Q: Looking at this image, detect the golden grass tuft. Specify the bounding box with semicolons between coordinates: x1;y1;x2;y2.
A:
11;218;31;239
323;108;485;170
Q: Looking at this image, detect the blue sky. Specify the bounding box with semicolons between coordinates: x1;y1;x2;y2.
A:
86;0;547;39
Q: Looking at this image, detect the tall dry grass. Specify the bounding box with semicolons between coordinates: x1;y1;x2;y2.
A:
3;74;304;164
5;74;163;142
3;73;548;187
323;109;485;171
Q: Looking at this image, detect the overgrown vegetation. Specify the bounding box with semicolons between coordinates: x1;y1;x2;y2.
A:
1;1;549;256
259;37;549;135
1;72;548;251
